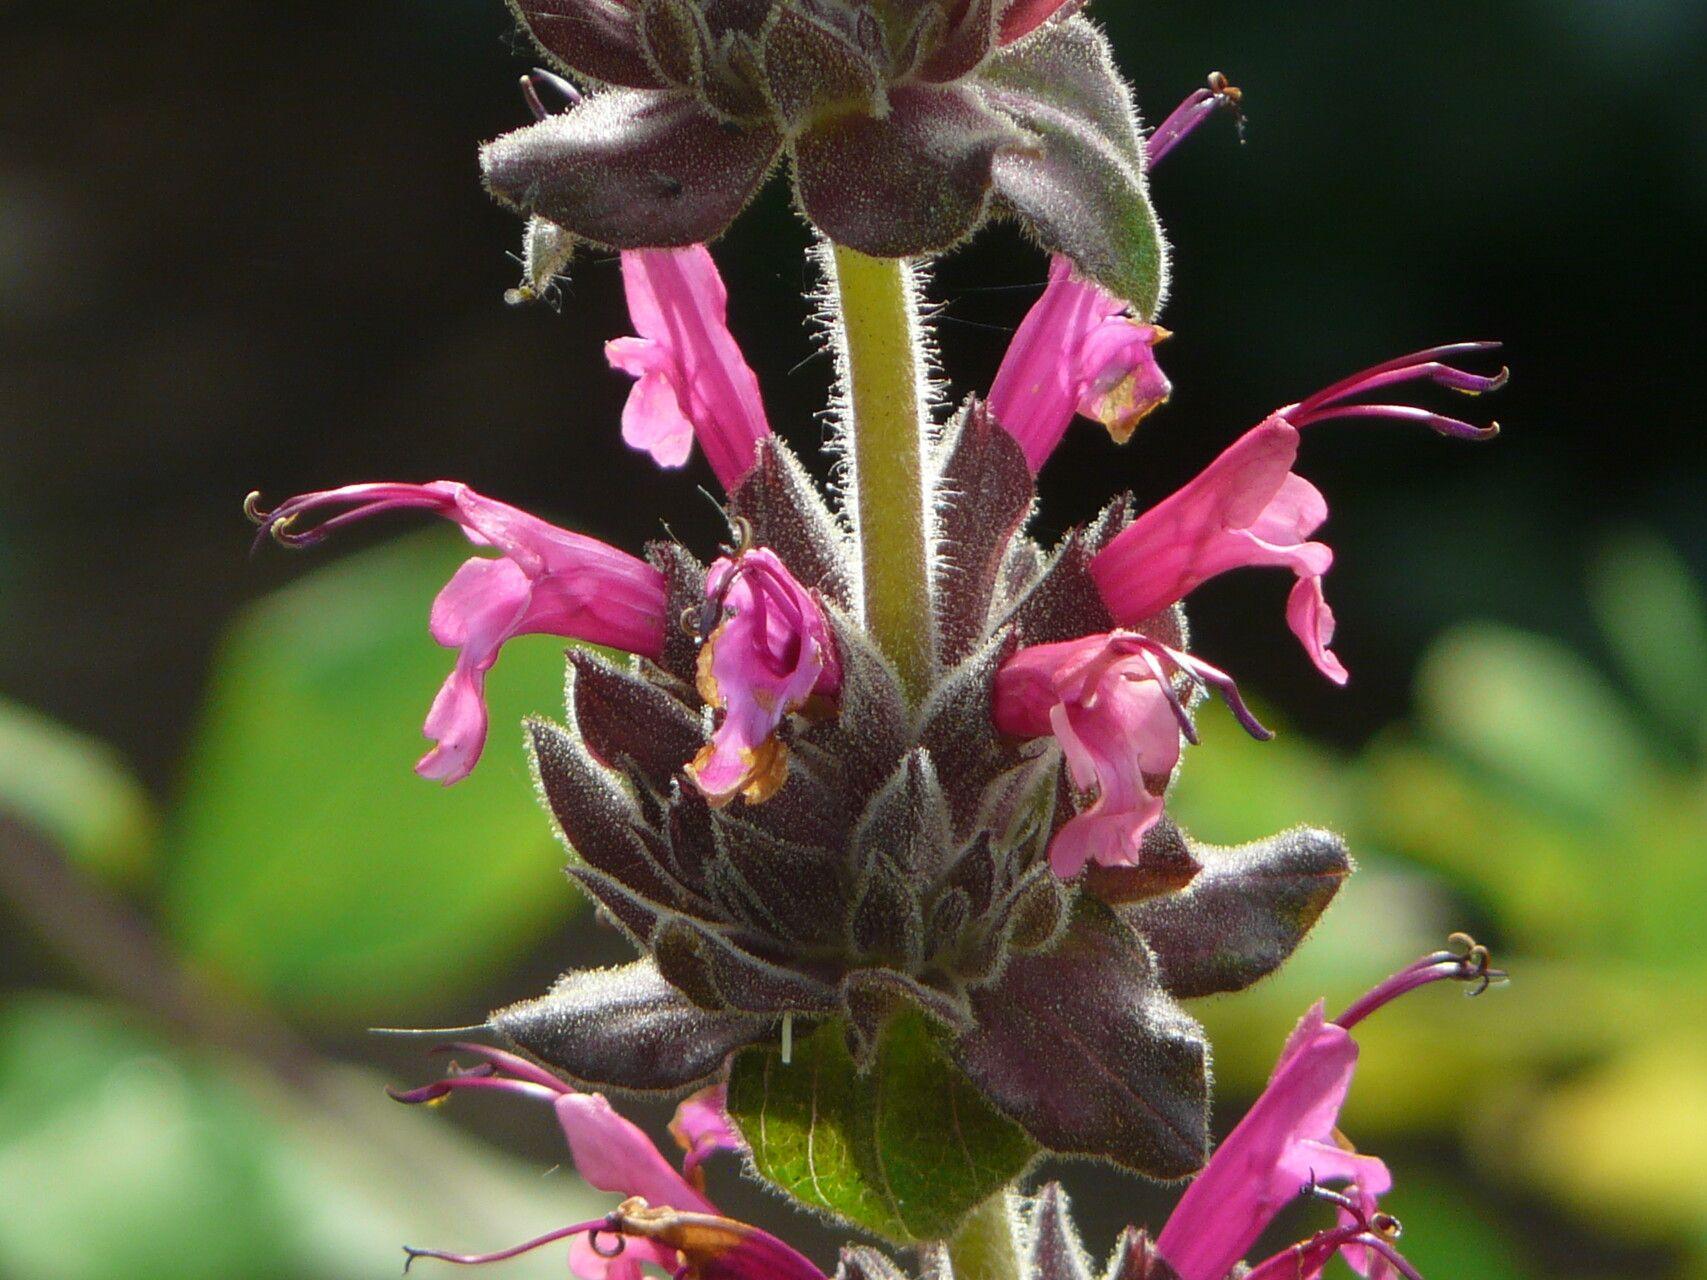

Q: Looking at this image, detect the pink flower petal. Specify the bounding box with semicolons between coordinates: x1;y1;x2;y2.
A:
554;1093;717;1215
998;0;1078;45
994;632;1184;876
1156;1002;1389;1280
1091;419;1341;679
671;1084;740;1180
250;480;668;785
611;247;771;489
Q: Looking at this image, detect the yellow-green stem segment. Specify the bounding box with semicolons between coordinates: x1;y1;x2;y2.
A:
830;245;934;699
948;1193;1021;1280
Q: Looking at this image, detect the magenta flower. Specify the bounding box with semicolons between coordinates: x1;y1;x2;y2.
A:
994;631;1269;875
687;547;842;807
988;255;1173;472
248;482;669;784
1156;1000;1389;1280
606;245;772;489
1154;938;1504;1280
392;1045;822;1280
1091;344;1506;685
1090;418;1343;682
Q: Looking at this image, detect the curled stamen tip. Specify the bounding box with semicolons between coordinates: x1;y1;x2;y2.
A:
1207;71;1242;101
1453;365;1511;395
385;1081;451;1106
1371;1213;1402;1241
242;490;270;525
267;514;312;548
1445;931;1509;993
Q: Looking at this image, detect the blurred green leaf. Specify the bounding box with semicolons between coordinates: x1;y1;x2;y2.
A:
1379;1163;1534;1280
1497;1034;1707;1238
164;531;582;1022
1588;528;1707;755
1359;734;1602;952
1415;624;1649;824
1168;699;1361;844
0;696;156;884
0;993;607;1280
728;1010;1035;1243
0;993;297;1280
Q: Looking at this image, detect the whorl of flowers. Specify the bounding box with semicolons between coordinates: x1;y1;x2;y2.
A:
248;4;1510;1275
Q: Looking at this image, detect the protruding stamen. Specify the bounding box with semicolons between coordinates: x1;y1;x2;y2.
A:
1298;403;1501;441
519;68;582;121
402;1218;614;1271
429;1041;572;1093
1332;933;1508;1030
244;483;455;555
1243;1186;1422;1280
387;1041;574;1106
1120;634;1275;743
1146;72;1246;168
386;1073;559;1107
1286;343;1507;439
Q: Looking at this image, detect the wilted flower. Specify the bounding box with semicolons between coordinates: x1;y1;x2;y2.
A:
688;545;842;805
988;255;1172;471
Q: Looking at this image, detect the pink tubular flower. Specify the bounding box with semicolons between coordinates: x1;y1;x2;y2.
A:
1091;418;1343;682
994;631;1268;877
1090;343;1505;685
988;255;1172;473
687;548;841;807
1155;939;1505;1280
248;482;668;784
606;246;771;490
391;1045;823;1280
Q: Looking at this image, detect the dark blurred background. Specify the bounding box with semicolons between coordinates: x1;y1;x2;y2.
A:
2;1;1704;1277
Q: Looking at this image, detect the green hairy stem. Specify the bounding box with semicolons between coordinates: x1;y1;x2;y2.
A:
830;245;935;699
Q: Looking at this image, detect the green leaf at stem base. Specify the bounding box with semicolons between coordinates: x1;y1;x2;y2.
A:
726;1008;1035;1244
